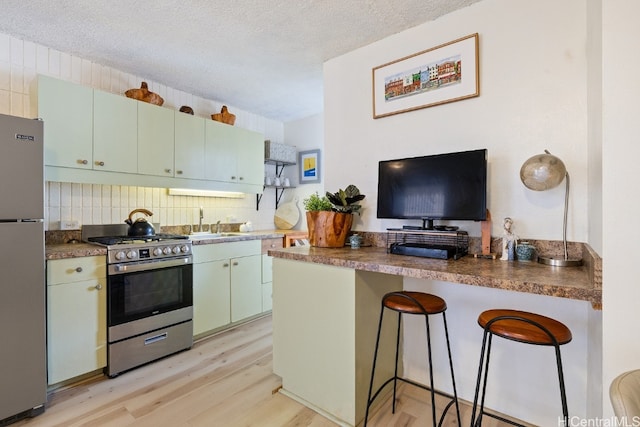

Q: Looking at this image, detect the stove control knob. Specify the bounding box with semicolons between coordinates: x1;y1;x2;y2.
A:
180;245;190;253
163;247;172;255
153;247;163;256
115;251;126;261
172;246;181;254
127;250;137;259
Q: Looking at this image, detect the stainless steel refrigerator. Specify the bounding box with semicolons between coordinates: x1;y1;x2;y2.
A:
0;113;46;424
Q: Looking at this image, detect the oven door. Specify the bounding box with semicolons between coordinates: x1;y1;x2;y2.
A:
107;256;193;329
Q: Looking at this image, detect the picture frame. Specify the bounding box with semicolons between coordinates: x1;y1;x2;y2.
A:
298;149;321;184
372;33;479;119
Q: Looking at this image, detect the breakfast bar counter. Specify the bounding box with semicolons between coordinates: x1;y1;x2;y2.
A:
268;245;601;426
268;244;601;306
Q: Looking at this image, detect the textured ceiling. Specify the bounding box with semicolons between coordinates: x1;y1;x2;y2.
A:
0;0;482;122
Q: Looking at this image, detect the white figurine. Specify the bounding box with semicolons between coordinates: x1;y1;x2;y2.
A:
500;217;518;261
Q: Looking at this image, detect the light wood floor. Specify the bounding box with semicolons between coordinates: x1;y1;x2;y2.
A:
14;315;527;427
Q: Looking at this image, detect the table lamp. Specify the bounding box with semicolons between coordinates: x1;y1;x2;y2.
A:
519;150;582;267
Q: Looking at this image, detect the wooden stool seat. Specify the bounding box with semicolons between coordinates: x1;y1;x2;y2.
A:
478;309;572;346
383;291;447;314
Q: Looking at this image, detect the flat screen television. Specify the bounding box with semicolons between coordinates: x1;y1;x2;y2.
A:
377;149;487;230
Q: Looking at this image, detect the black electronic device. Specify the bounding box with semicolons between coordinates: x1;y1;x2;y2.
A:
389;242;461;260
377;149;487;230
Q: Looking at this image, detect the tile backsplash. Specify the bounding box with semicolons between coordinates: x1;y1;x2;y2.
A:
45;181;280;231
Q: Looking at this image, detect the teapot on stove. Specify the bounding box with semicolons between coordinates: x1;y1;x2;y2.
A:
125;209;155;237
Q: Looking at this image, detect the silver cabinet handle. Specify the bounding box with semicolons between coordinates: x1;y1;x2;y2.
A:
232;261;239;266
95;161;105;166
223;263;229;268
75;267;83;273
239;177;244;181
78;159;88;165
176;170;183;175
165;168;172;174
231;176;236;180
95;284;102;290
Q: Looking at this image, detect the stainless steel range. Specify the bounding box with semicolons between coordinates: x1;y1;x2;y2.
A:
83;225;193;377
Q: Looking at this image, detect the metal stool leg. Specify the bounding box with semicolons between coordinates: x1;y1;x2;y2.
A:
364;301;386;427
424;314;437;427
442;312;462;427
470;329;492;427
392;311;401;413
554;344;569;427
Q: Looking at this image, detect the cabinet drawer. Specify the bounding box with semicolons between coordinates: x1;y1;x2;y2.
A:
47;256;106;285
262;237;284;254
192;240;261;263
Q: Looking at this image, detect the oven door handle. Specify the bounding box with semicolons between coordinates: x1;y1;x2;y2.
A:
109;256;192;275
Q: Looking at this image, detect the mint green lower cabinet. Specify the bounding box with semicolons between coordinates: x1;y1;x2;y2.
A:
193;258;231;335
230;254;262;322
192;240;262;337
46;256;106;385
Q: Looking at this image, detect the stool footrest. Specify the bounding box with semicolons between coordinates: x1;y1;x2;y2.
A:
473;410;527;427
368;376;458;426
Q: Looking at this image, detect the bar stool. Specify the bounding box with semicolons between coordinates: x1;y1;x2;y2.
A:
470;309;573;427
364;291;461;427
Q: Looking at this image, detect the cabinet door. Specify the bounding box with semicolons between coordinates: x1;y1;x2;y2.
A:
230;254;262;322
235;127;264;186
175;113;205;180
47;278;106;384
138;102;175;176
193;259;231;335
93;90;138;173
204;120;237;182
37;75;93;169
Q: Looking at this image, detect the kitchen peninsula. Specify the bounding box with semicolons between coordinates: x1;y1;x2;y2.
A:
268;244;601;426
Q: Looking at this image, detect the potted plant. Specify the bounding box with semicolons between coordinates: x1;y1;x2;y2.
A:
303;185;365;248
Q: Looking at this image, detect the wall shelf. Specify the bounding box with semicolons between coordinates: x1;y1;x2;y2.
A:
257;159;296;210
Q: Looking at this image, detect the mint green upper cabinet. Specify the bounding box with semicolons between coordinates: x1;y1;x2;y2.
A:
138;102;175;177
204;120;237;182
204;120;264;186
34;75;93;169
234;127;264;186
93;91;138;173
174;112;205;180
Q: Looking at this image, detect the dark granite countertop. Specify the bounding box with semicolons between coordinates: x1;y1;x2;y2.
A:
45;231;287;259
268;245;602;308
45;243;107;260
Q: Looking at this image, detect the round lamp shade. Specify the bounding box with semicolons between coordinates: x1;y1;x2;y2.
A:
519;152;567;191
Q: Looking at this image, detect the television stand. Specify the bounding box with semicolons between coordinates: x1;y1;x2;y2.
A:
386;228;469;260
402;219;459;232
401;219;435;230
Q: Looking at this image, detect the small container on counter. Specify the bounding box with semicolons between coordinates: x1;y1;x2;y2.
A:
516;241;536;261
349;234;363;249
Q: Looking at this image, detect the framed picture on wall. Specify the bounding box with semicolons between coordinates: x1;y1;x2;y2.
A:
298;149;321;184
372;33;479;119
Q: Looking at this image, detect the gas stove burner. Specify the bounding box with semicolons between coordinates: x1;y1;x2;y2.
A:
88;234;188;246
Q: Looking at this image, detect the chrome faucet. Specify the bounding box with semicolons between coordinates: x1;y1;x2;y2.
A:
198;207;203;232
215;220;221;234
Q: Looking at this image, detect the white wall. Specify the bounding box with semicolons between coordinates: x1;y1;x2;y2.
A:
283;113;324;230
322;0;601;425
602;0;640;420
0;32;287;231
324;0;589;242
